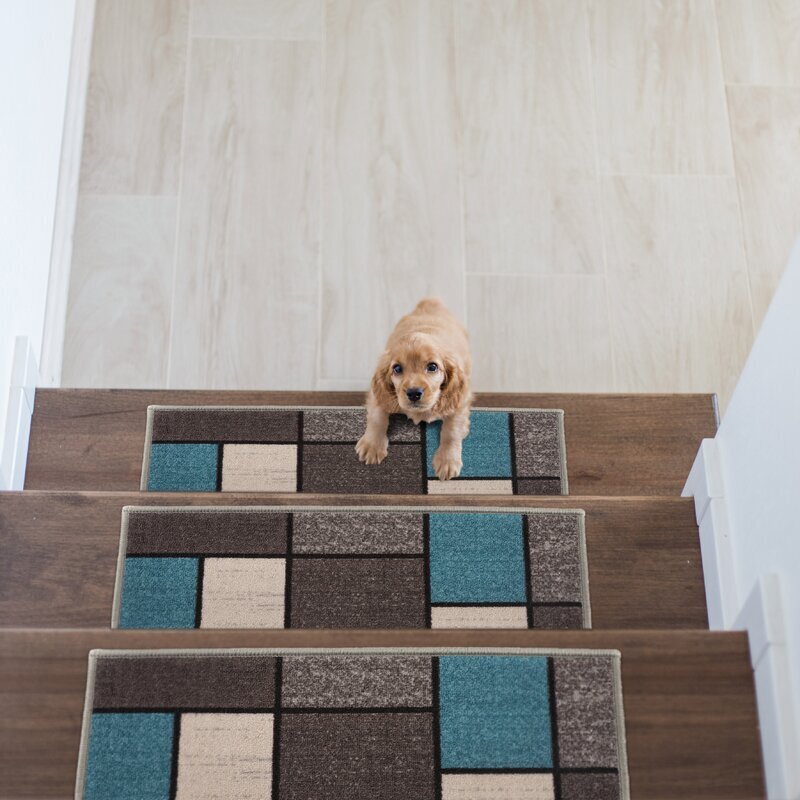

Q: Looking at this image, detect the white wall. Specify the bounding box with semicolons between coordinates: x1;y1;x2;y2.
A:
687;238;800;797
719;235;800;689
0;0;77;485
717;237;800;796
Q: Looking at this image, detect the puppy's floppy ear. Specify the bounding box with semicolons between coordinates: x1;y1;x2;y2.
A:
437;355;469;415
370;350;398;411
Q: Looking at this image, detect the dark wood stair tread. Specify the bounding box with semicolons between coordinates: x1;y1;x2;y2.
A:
0;491;707;630
24;390;717;495
0;628;764;800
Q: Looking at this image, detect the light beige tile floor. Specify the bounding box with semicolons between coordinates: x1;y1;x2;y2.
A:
727;86;800;326
455;0;603;276
168;37;321;389
79;0;189;194
467;274;614;393
589;0;734;176
65;195;177;388
602;176;753;402
321;0;466;381
62;0;800;412
716;0;800;86
190;0;324;40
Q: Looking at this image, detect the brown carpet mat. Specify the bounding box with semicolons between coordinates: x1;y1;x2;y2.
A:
76;648;629;800
112;506;591;630
141;405;568;495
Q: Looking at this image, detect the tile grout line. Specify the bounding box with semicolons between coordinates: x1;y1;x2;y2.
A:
583;0;617;392
452;0;469;331
189;34;321;42
465;272;610;279
709;0;758;342
723;81;800;89
164;1;195;390
76;192;184;199
579;171;747;178
315;0;327;390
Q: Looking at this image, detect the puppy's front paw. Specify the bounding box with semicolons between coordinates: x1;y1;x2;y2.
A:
432;448;463;481
356;434;388;465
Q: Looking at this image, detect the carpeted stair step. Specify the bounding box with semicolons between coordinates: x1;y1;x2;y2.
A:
79;646;629;798
140;404;569;495
6;388;762;799
24;390;717;495
0;491;707;630
0;628;764;800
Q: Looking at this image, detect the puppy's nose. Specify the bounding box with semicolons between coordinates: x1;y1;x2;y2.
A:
406;387;424;403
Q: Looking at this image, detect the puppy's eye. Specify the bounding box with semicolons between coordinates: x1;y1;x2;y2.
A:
392;364;403;375
426;363;439;372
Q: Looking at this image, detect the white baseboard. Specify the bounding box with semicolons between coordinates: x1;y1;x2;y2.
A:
0;337;38;490
734;576;800;800
697;497;739;628
682;438;724;524
39;0;95;387
683;440;738;628
684;442;800;799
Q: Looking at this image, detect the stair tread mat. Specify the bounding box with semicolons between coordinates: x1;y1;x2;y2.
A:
112;506;591;631
141;405;569;495
76;647;629;800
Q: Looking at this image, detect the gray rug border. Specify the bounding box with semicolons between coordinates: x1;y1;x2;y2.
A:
140;405;569;495
76;646;628;800
112;505;591;631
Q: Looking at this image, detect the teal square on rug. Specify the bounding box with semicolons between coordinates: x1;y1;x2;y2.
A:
426;411;513;478
428;512;526;603
85;712;174;800
438;656;553;769
147;443;218;492
119;557;199;628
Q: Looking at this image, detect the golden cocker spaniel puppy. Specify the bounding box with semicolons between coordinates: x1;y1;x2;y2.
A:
356;298;472;480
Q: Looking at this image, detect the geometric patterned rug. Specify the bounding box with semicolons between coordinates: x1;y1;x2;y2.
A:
112;507;590;630
76;648;629;800
140;406;568;495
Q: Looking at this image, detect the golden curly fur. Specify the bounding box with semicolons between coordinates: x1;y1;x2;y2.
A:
356;298;472;480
